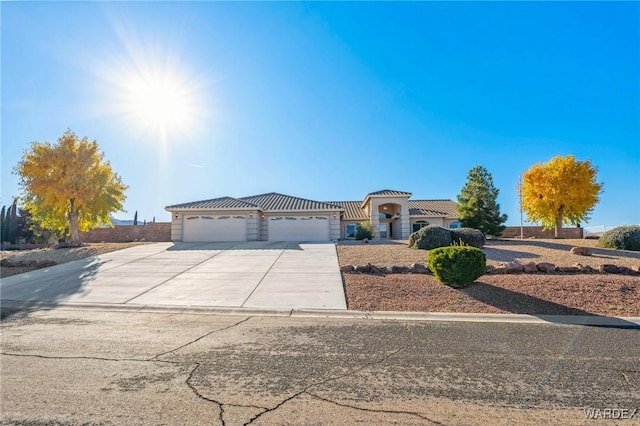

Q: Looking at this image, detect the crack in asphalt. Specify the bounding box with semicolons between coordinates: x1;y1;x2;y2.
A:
150;316;253;360
305;391;448;425
520;326;585;409
240;347;406;425
0;352;178;364
186;362;226;426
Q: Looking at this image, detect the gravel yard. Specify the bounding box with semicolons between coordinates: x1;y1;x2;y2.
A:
339;239;640;316
337;238;640;269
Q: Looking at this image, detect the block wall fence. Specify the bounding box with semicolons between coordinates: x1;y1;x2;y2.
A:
79;223;172;243
500;226;584;239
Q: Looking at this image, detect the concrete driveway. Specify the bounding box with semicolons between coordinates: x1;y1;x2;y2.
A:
0;242;347;310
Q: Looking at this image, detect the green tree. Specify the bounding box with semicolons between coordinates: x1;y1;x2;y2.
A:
456;166;507;237
133;210;138;226
520;155;602;238
14;130;128;242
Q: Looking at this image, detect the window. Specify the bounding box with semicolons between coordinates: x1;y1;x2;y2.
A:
270;217;283;221
186;216;199;220
315;216;328;220
201;216;214;220
412;221;429;233
232;215;245;219
379;213;392;219
285;217;297;220
449;221;461;229
218;216;230;219
345;223;358;238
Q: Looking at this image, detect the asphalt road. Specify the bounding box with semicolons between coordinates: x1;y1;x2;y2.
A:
1;308;639;425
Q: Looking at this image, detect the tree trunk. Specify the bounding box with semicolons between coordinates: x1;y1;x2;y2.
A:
69;210;81;242
554;206;564;239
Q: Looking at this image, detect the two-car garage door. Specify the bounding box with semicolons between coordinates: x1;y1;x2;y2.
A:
268;216;329;241
182;214;331;242
183;215;247;242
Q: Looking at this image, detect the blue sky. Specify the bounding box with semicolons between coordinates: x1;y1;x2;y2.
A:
2;2;638;228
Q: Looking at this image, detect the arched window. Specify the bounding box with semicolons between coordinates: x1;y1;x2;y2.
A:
412;220;430;233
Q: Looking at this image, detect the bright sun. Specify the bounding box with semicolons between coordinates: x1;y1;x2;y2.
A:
124;71;195;135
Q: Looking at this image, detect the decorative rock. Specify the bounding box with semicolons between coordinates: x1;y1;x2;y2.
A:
558;266;579;273
391;265;409;274
617;266;635;275
600;264;620;274
378;266;391;274
36;260;57;268
486;265;496;274
570;246;592;256
363;238;369;244
355;263;383;275
340;264;354;273
491;265;507;274
574;264;597;274
409;263;429;274
505;262;524;274
536;262;557;273
0;258;12;267
523;262;538;273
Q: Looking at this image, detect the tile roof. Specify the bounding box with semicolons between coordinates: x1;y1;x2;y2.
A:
165;196;259;210
239;193;343;211
166;193;458;219
408;200;458;218
365;189;413;197
327;201;369;220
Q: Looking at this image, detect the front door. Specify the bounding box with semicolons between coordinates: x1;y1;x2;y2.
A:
379;223;387;239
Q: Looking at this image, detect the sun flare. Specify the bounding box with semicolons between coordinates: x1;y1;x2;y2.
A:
124;71;196;135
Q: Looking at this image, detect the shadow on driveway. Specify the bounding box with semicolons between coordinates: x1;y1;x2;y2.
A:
0;258;104;321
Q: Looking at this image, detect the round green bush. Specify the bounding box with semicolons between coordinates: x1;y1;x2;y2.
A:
449;227;486;248
409;225;452;250
355;222;375;240
427;246;486;288
598;225;640;251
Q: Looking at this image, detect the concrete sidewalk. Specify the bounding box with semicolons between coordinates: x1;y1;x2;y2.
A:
0;242;347;310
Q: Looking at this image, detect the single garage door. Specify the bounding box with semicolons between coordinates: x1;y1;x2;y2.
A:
268;216;330;241
183;215;247;242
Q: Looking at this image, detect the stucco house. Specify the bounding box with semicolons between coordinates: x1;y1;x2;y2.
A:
165;189;459;242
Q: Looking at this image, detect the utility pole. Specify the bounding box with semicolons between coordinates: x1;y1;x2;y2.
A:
517;175;524;239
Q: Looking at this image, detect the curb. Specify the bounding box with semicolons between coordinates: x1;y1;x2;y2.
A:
2;300;639;328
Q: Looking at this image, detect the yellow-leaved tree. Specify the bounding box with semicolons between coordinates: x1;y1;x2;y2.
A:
520;155;603;238
14;130;128;242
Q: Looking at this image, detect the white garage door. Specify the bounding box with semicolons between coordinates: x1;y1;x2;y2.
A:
268;216;330;241
183;215;247;242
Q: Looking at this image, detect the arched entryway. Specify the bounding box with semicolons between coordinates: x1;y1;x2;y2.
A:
377;203;401;239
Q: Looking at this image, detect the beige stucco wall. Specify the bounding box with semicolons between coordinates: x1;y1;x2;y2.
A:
364;196;411;239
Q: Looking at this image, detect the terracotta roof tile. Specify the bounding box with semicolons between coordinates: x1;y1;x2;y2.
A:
166;197;259;210
365;189;413;197
408;200;458;218
327;201;369;220
239;193;343;211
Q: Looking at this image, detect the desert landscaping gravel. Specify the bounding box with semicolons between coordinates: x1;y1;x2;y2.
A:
339;239;640;316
